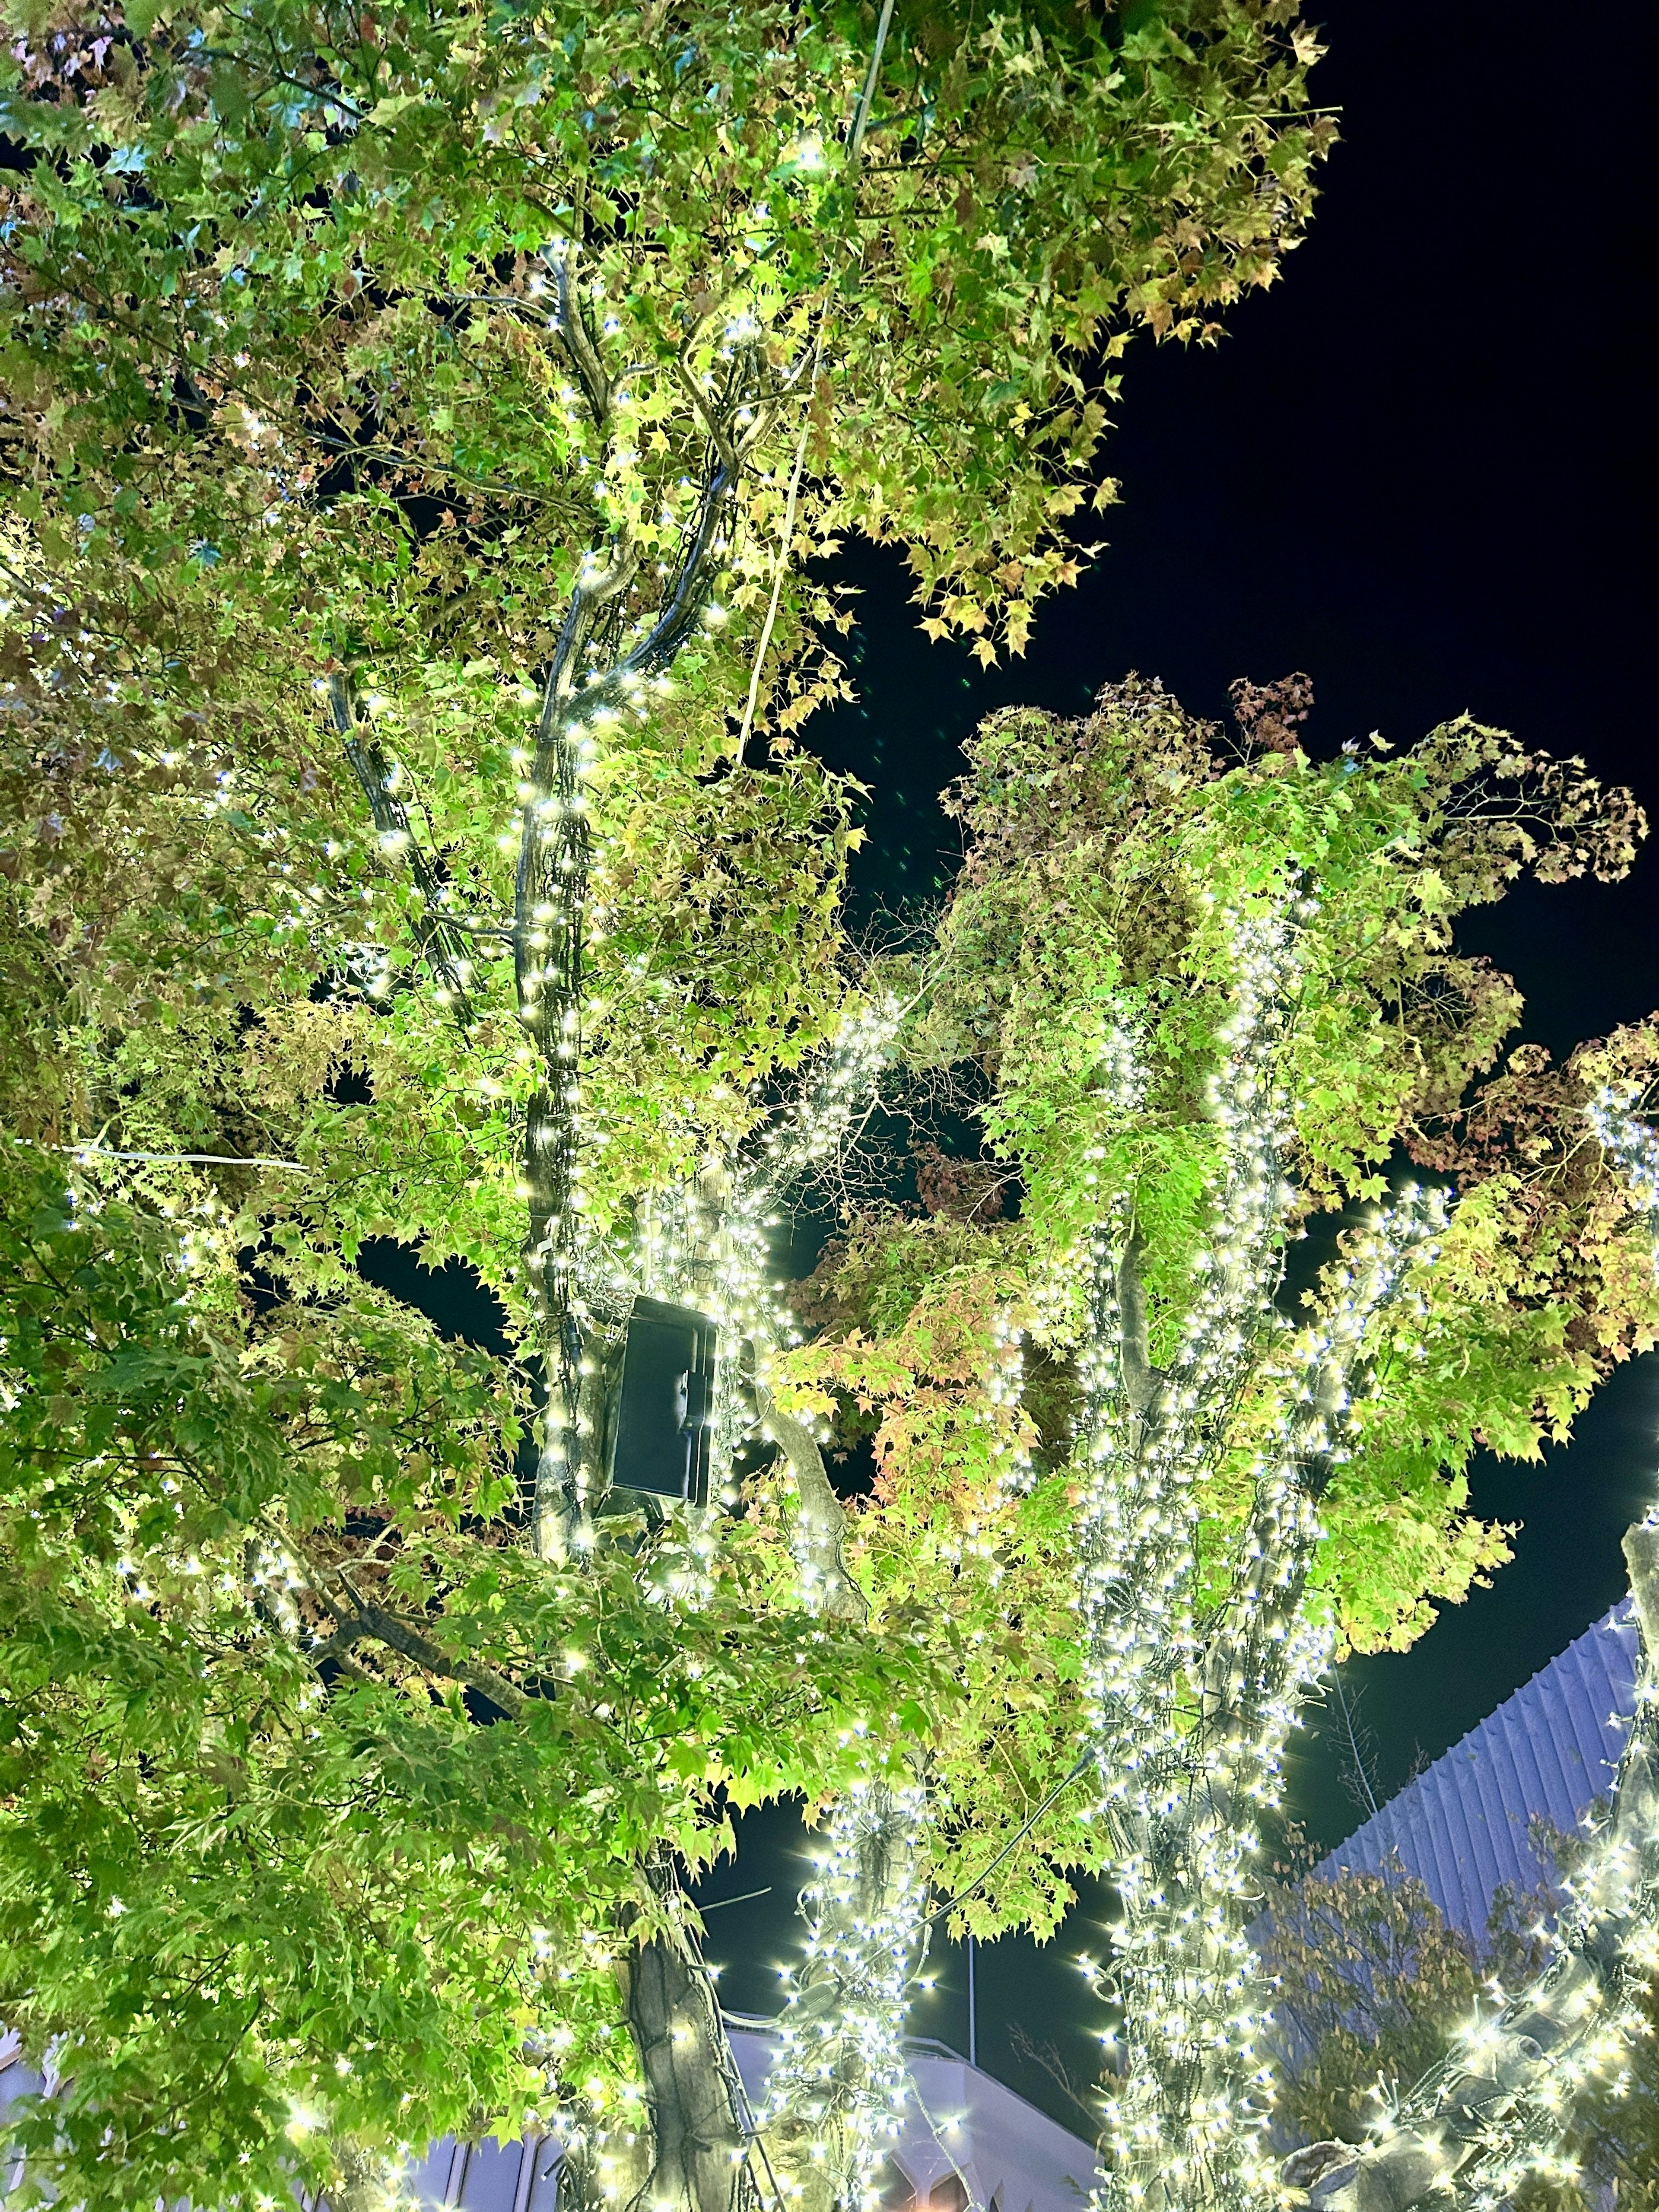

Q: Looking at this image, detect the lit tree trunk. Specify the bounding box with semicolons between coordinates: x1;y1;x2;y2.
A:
1068;912;1447;2209
620;1869;753;2212
516;251;765;1560
328;276;789;2198
1085;1197;1440;2210
761;1774;932;2212
596;1008;900;2212
1071;912;1293;2208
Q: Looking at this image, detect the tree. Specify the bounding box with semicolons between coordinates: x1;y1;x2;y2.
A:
0;6;1341;2208
1259;1847;1659;2212
1259;1864;1551;2158
0;0;1332;1545
8;12;1659;2212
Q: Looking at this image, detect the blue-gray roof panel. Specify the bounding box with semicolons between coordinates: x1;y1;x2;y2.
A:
1311;1602;1639;1939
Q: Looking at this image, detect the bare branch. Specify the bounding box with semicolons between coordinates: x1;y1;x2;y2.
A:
328;674;477;1026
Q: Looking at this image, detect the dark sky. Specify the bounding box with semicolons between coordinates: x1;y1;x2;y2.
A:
690;0;1659;2132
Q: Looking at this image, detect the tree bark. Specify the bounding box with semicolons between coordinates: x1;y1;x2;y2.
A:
620;1879;750;2212
755;1381;866;1624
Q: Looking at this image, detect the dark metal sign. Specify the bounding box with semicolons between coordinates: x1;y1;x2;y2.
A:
607;1296;718;1507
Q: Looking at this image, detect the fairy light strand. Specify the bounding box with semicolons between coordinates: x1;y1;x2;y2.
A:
760;1774;931;2212
1062;906;1452;2211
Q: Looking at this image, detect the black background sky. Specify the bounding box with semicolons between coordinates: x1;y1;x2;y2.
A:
685;0;1659;2133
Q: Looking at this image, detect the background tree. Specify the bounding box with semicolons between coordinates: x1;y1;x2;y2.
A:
1259;1864;1552;2156
1260;1845;1659;2212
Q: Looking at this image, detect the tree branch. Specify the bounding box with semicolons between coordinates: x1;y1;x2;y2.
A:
276;1525;532;1721
546;245;611;430
755;1380;866;1625
309;1602;529;1721
1116;1228;1159;1416
621;1862;748;2212
328;674;477;1026
518;428;744;1554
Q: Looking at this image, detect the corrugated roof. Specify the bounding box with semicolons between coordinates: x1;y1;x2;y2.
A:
1309;1601;1641;1939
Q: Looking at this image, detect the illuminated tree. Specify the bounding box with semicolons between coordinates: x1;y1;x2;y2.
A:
10;581;1659;2212
0;6;1339;2209
775;682;1659;2211
7;9;1659;2212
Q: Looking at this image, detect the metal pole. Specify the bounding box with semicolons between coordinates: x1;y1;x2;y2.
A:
966;1932;976;2069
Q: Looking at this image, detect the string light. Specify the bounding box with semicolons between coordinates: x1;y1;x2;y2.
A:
632;996;902;1514
760;1774;931;2212
1056;906;1451;2210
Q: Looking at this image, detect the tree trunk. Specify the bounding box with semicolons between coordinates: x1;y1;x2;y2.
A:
755;1381;866;1624
761;1773;930;2212
620;1872;751;2212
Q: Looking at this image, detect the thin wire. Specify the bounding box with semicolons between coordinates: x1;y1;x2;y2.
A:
923;1754;1093;1928
733;0;896;764
732;344;820;765
847;0;898;162
743;2122;791;2212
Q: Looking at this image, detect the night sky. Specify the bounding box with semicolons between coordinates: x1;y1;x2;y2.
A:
686;0;1659;2133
